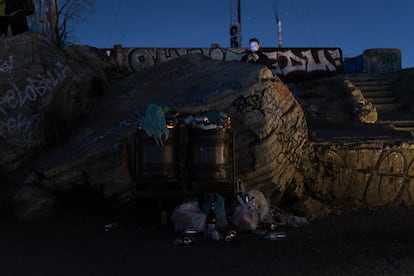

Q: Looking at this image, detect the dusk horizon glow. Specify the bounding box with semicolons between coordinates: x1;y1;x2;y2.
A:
73;0;414;68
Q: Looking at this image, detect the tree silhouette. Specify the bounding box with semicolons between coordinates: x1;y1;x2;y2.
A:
54;0;95;48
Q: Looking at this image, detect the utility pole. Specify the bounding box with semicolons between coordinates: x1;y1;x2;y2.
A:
277;16;282;48
51;0;58;44
272;0;282;47
230;0;241;48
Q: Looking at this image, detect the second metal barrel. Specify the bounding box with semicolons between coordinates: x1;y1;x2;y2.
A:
187;128;232;182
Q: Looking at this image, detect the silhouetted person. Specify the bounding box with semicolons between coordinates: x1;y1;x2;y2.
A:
241;37;272;68
0;0;8;37
6;0;34;35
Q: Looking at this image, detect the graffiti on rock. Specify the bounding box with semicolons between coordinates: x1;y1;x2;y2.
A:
317;147;414;206
0;113;33;140
0;62;71;116
232;86;284;121
0;62;72;141
275;131;308;170
260;85;284;122
0;56;14;73
83;111;142;146
232;94;262;114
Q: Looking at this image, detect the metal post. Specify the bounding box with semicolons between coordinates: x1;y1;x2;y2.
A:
272;0;282;48
278;18;282;48
232;129;236;197
230;0;242;48
237;0;241;26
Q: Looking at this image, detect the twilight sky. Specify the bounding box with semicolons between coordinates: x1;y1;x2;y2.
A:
73;0;414;68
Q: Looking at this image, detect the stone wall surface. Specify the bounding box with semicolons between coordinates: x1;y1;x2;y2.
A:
343;80;377;123
0;32;107;173
309;142;414;207
363;48;401;73
344;48;402;74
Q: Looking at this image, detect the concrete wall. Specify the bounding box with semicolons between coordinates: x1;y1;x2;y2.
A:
107;46;343;81
343;48;401;74
362;48;401;73
310;141;414;207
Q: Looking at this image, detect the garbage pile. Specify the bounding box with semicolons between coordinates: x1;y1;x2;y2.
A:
170;181;308;246
139;104;231;147
165;109;231;130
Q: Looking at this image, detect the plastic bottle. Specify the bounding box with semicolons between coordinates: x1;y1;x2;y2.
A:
206;202;217;233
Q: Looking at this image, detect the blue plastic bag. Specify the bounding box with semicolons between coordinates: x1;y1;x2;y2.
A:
140;104;169;147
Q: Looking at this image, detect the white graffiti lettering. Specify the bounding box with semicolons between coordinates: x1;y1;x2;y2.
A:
83;111;142;146
0;113;33;141
0;62;72;116
125;47;342;79
328;49;342;66
0;56;14;73
304;50;336;72
270;50;307;75
269;49;340;75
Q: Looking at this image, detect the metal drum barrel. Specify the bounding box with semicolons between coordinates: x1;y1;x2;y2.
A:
137;128;180;181
187;128;232;182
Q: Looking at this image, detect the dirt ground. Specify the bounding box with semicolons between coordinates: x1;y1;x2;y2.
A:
1;205;414;276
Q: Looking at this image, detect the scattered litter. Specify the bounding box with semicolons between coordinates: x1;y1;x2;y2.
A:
224;230;237;242
210;230;223;241
171;201;206;232
288;215;309;227
264;231;287;240
169;186;310;246
104;222;119;232
174;236;196;246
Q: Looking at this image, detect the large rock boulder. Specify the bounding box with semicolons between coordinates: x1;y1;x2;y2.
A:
0;32;108;173
15;52;310;219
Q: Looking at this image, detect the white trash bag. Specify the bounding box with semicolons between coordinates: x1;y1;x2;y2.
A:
231;180;271;232
231;195;259;232
171;201;206;232
244;189;269;222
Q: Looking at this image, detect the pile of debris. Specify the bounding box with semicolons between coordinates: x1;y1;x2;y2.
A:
170;184;308;246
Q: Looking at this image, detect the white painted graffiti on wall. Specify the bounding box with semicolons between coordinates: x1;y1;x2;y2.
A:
265;49;342;76
0;61;72;141
127;48;208;71
124;47;342;79
0;56;14;73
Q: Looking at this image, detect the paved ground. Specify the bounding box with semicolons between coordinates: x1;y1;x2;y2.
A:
1;206;414;276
